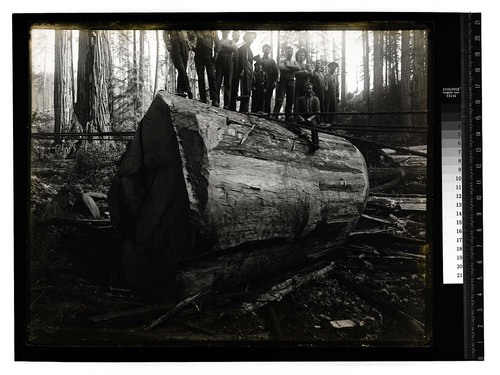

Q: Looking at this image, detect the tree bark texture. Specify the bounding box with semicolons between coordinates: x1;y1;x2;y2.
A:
75;30;112;133
108;92;369;295
54;30;74;137
341;30;346;110
412;30;427;127
372;31;384;111
401;30;412;127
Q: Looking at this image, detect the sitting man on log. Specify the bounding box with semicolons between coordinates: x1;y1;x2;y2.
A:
294;82;321;152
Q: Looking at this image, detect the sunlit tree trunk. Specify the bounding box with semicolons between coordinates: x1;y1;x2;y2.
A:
412;29;427;126
401;30;412;126
373;31;384;111
154;30;160;99
341;30;346;109
54;30;74;141
75;30;112;134
138;30;145;116
362;31;370;112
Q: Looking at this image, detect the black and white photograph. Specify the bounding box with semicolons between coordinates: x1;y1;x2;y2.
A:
24;19;433;351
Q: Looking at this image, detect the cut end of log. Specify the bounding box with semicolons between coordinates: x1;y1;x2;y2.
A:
108;91;369;296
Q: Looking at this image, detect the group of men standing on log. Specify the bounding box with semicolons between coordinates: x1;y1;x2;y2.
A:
164;30;340;150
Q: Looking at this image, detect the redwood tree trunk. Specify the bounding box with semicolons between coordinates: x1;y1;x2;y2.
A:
54;30;74;141
373;31;384;111
401;30;412;127
341;30;346;110
75;30;112;134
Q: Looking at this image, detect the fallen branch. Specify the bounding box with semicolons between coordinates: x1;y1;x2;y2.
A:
144;292;202;331
242;262;335;312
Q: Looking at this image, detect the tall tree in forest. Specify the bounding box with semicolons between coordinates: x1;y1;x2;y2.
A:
138;30;145;115
401;30;412;126
54;30;74;141
412;29;427;126
132;30;140;120
362;31;370;112
372;31;384;111
75;30;112;134
341;30;346;110
154;30;160;99
387;31;397;99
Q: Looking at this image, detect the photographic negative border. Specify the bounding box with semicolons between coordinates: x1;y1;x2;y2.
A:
14;11;473;361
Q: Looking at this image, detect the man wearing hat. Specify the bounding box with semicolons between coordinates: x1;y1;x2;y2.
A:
164;30;193;99
273;46;300;121
294;82;321;152
251;58;269;113
237;31;257;113
188;30;220;107
215;30;238;109
324;61;340;123
311;60;326;115
260;44;278;113
294;48;312;110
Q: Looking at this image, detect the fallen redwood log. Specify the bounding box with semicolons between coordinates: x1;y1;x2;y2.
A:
108;91;369;297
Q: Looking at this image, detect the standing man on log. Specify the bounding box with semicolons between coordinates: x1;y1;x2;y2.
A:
260;44;278;114
164;30;193;99
228;31;241;111
294;48;312;110
237;31;257;113
215;30;238;109
324;61;340;124
189;30;220;107
273;46;300;122
311;60;325;111
295;82;321;152
251;59;269;113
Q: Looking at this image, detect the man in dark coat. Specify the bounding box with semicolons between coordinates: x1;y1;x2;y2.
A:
228;31;241;111
163;30;192;99
251;59;269;113
273;46;300;121
189;30;220;107
324;61;339;123
260;44;278;113
237;31;256;113
295;82;321;152
311;61;325;110
294;48;312;110
215;30;238;109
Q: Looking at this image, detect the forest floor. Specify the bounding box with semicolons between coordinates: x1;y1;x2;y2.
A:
26;141;430;348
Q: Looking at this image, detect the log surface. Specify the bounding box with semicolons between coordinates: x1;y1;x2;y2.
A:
108;92;369;293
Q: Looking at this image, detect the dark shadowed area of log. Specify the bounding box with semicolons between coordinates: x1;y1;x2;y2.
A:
108;91;369;296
